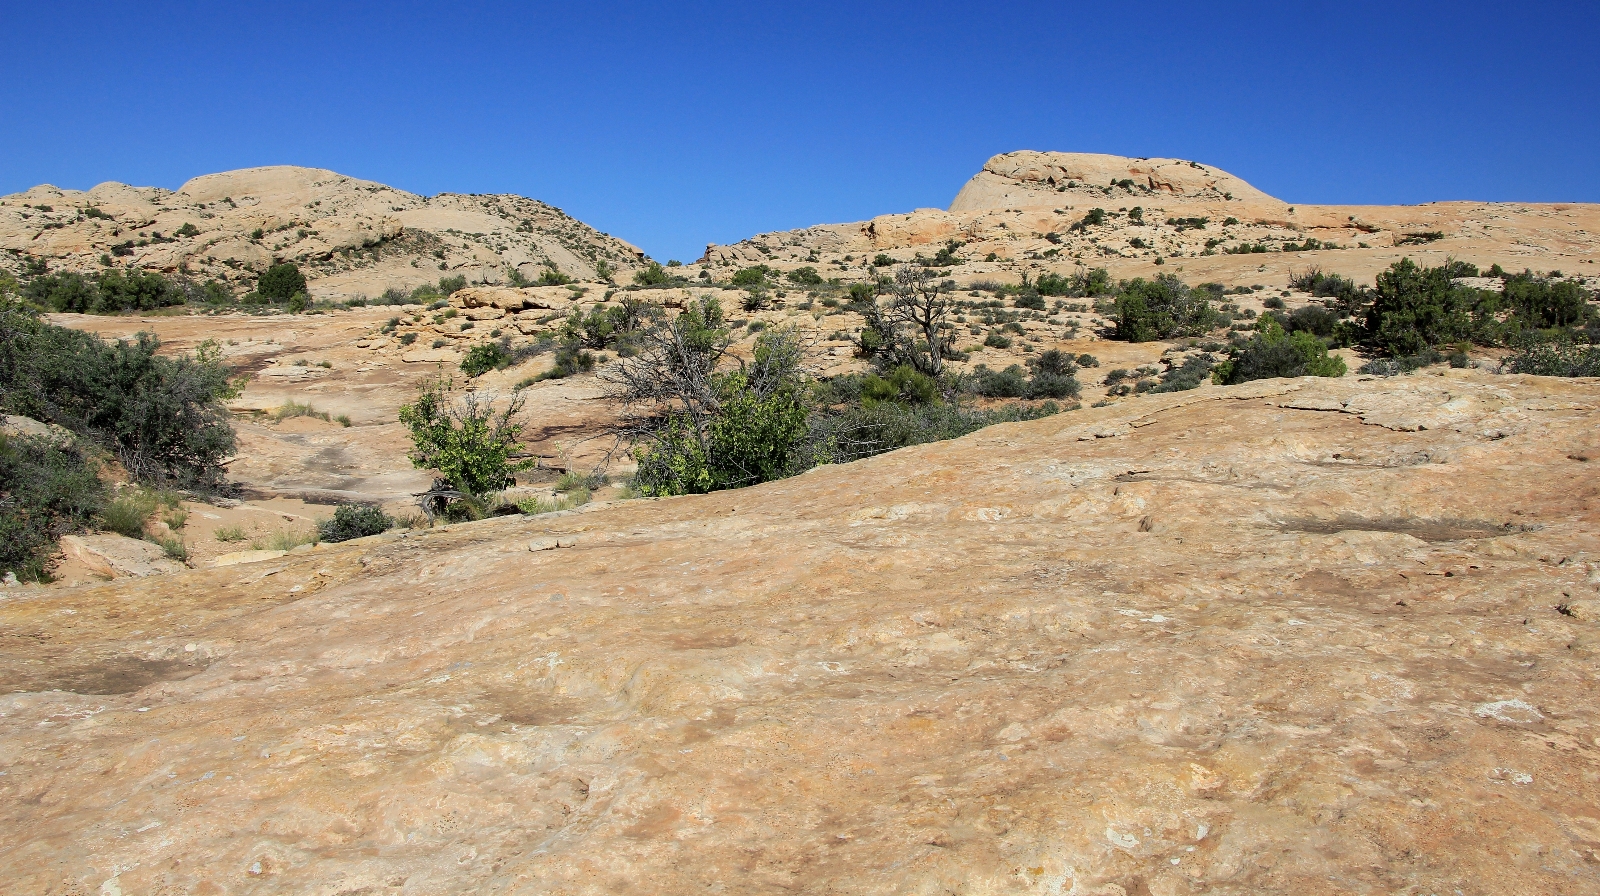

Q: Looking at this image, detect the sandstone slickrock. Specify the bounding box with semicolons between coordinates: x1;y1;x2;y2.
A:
55;534;186;579
3;370;1598;894
0;166;647;299
698;152;1600;291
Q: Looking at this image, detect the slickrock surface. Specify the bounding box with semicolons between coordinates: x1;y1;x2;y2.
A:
3;370;1598;894
0;166;647;299
701;152;1600;291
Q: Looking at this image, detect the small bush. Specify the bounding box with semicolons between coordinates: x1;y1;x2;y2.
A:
984;332;1013;349
257;263;308;302
0;435;107;581
1503;337;1600;377
318;504;394;543
1213;319;1347;384
1113;275;1218;341
786;266;824;286
633;262;670;286
399;375;533;497
461;342;512;378
100;488;157;539
731;266;771;287
1026;350;1080;399
972;364;1028;398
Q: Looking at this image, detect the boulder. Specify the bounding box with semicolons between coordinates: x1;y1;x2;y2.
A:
58;535;185;578
1;415;75;447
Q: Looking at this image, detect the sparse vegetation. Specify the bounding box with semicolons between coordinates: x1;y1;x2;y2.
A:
398;375;533;498
1112;275;1219;342
0;301;237;486
318;504;394;543
1212;318;1346;384
0;434;106;582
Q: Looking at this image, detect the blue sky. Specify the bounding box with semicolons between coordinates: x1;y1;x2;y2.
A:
4;1;1596;262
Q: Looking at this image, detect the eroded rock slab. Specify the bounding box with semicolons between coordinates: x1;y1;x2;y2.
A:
2;372;1598;894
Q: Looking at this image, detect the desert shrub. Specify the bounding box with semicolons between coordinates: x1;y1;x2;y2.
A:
622;311;813;497
873;254;895;267
786;266;824;286
24;269;191;314
1396;231;1444;246
1077;354;1099;367
1014;293;1047;310
1027;349;1080;398
438;275;468;295
257;263;307;302
0;303;237;486
1263;296;1285;310
984;332;1012;349
1280;304;1339;340
1113;275;1218;341
399;332;418;346
731;266;771;287
860;365;938;406
98;488;158;539
808;400;1059;464
532;341;596;381
1362;258;1478;356
398;375;533;497
972;364;1028;398
1503;336;1600;377
1150;354;1215;392
1499;271;1595;330
318;504;394;543
633;262;670;286
1212;319;1346;384
0;434;106;582
461;342;512;378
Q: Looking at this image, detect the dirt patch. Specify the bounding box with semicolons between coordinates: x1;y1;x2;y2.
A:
1275;516;1528;542
1;655;206;696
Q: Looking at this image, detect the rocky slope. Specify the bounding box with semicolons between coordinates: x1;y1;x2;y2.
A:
2;369;1598;894
698;151;1600;294
0;166;648;300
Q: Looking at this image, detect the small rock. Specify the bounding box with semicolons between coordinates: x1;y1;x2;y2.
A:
58;535;185;578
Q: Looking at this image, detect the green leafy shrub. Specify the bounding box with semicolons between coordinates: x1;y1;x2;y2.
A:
0;303;237;486
24;269;192;314
0;434;106;582
1113;275;1218;341
438;275;468;295
873;254;895;267
731;266;771;287
535;342;596;381
984;332;1012;349
1361;258;1477;356
860;365;938;406
1027;349;1080;398
1503;336;1600;376
318;504;394;543
972;364;1028;398
461;342;512;378
633;262;670;286
398;375;533;496
786;266;824;285
1212;319;1347;384
257;263;307;302
629;317;812;496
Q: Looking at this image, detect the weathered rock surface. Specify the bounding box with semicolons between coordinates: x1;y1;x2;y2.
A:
3;370;1598;894
0;166;648;300
55;534;185;578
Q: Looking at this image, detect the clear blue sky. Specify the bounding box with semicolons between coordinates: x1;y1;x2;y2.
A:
4;1;1596;263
